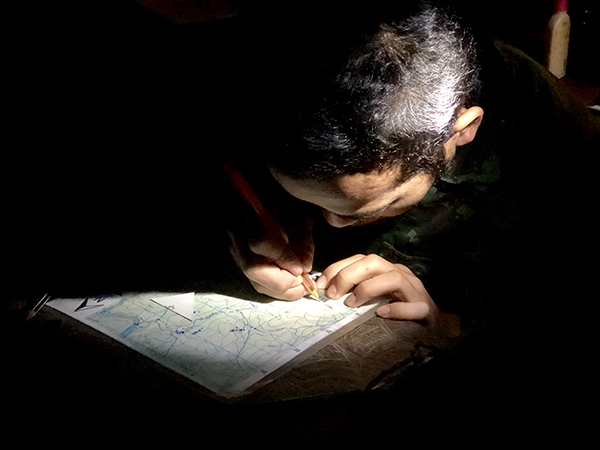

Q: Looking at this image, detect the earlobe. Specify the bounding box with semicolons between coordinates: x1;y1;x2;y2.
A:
454;106;484;146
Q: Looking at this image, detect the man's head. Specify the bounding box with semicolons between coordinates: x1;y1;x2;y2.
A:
262;2;484;226
272;106;483;227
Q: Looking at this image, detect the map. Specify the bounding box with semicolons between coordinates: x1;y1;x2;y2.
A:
49;291;381;399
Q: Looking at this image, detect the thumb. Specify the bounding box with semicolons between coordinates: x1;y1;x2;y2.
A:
376;302;431;321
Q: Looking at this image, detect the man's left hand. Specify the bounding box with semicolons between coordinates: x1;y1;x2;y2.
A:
317;254;460;337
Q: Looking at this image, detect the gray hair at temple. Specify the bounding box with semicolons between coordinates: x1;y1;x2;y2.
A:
265;2;481;183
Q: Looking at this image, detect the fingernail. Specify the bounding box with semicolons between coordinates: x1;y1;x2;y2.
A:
377;305;390;317
291;276;303;288
303;260;313;273
343;293;355;307
286;263;303;277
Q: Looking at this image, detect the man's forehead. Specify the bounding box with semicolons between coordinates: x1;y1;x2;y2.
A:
271;167;411;214
271;167;400;197
336;169;402;198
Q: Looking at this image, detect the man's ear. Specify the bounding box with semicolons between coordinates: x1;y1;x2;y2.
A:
453;106;484;146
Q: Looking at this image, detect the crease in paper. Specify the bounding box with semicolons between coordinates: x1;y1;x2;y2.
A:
150;292;194;321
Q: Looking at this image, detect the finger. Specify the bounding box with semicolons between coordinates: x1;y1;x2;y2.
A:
326;254;395;299
248;232;304;277
244;260;304;293
393;263;417;277
289;230;315;274
249;278;308;302
316;254;366;291
287;215;315;273
230;231;305;299
298;243;315;274
376;301;431;321
342;269;420;308
235;245;305;295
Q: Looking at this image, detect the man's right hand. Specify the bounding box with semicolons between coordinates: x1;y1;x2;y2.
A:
228;212;315;301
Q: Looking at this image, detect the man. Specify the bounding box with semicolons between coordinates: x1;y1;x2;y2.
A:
228;1;599;340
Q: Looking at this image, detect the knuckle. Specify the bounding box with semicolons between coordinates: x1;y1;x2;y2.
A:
335;264;349;280
412;276;426;291
336;267;354;286
403;265;417;276
389;270;408;288
364;254;388;269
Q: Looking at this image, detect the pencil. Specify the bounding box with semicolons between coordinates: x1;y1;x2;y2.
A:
25;293;51;321
301;273;319;299
224;160;319;299
224;159;285;242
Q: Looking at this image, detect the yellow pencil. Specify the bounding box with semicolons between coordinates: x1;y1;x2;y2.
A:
301;273;320;300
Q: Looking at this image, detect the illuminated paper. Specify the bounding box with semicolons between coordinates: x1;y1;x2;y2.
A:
150;292;194;321
49;291;381;399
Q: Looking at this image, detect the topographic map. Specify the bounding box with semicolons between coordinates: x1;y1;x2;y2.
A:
49;292;380;398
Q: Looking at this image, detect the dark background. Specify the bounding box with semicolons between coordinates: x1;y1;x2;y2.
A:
3;0;598;299
2;2;597;444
